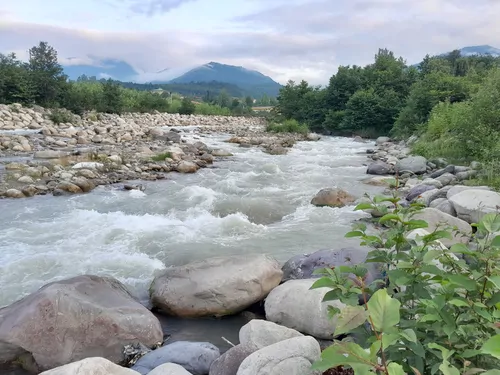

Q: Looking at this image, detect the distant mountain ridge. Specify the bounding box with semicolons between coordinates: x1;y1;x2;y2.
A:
454;45;500;57
62;58;282;97
168;62;282;96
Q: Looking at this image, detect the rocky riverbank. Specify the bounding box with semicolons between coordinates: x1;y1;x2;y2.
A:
363;136;500;235
0;248;370;375
0;104;319;199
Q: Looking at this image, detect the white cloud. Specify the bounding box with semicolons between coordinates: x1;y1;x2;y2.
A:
1;0;500;85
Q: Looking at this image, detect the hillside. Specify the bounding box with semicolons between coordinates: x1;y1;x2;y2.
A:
169;62;282;97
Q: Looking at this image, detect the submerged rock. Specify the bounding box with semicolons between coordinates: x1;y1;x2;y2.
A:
310;188;355;208
150;254;283;318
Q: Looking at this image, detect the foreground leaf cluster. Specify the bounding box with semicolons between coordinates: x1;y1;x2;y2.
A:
312;195;500;375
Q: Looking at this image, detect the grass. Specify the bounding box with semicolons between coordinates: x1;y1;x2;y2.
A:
151;152;172;162
266;119;309;134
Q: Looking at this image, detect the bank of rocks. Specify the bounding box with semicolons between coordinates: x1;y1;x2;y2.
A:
363;136;500;228
0;104;318;199
0;248;373;375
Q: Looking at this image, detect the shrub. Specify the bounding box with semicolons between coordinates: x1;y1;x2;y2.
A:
312;194;500;374
151;152;172;162
49;108;75;124
178;97;196;115
266;119;309;134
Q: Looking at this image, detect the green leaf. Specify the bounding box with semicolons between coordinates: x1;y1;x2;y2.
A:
423;230;453;242
488;276;500;289
481;335;500;359
491;235;500;247
439;363;460;375
310;277;337;289
482;370;500;375
366;288;401;333
382;333;400;348
428;343;455;361
423;250;443;264
387;362;406;375
450;243;473;255
334;305;368;336
405;219;429;230
448;298;469;307
379;213;401;224
345;230;364;238
479;213;500;233
327;305;342;319
448;274;477;291
400;329;417;343
354;202;374;211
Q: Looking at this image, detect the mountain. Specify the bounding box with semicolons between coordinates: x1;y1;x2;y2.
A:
169;62;282;97
63;58;138;81
456;45;500;57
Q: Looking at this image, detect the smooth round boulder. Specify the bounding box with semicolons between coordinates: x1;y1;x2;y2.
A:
411;208;472;246
0;275;163;372
175;161;199;173
236;336;321;375
449;189;500;224
367;161;392;175
150;254;283;317
281;247;381;284
148;363;193;375
310;188;355;208
396;156;428;175
131;341;220;375
39;357;140;375
209;345;253;375
239;320;303;352
264;279;345;339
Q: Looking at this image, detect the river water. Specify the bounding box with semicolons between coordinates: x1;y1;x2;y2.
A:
0;133;383;309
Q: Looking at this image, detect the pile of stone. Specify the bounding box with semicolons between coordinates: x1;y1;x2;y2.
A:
0;248;372;375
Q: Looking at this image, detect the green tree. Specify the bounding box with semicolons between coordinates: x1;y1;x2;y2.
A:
178;97;196;115
245;95;253;108
325;65;365;112
0;53;32;104
216;89;230;108
28;41;68;106
100;80;123;114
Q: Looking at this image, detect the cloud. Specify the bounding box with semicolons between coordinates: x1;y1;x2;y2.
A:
123;0;198;15
1;0;500;85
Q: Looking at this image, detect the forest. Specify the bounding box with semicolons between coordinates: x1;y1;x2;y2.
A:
274;48;500;164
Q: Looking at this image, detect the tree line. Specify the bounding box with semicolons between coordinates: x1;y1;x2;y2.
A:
274;48;500;143
0;41;259;116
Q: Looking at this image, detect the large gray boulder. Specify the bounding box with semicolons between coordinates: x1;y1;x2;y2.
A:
429;198;456;217
0;275;163;372
39;357;140;375
236;336;321;375
406;184;436;202
411;208;472;246
446;185;491;199
209;345;253;375
367;161;392;175
150;254;282;317
264;279;345;339
239;320;303;352
131;342;220;375
396;156;428;175
449;189;500;224
281;247;381;284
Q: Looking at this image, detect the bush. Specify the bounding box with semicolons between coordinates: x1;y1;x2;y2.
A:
266;119;309;134
178;97;196;115
151;152;172;162
195;102;232;116
49;108;75;124
311;195;500;374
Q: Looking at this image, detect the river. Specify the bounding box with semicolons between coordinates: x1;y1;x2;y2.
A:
0;132;383;310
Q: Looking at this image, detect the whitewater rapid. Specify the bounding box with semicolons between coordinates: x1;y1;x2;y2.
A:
0;132;383;308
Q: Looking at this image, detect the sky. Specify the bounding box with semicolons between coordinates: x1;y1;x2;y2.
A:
1;0;499;85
